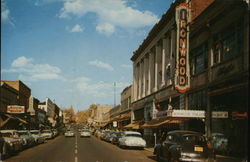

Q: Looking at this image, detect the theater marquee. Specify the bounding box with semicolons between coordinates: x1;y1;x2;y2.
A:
175;3;190;93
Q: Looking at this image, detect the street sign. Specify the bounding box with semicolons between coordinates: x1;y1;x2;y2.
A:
7;105;25;113
113;121;117;127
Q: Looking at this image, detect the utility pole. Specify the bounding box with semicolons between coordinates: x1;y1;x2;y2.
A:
114;82;116;107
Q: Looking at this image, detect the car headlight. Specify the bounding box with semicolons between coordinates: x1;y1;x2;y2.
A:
9;142;13;146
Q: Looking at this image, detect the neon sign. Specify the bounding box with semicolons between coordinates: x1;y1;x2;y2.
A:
175;3;190;93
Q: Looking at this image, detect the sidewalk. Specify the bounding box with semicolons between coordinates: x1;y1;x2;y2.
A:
144;147;245;162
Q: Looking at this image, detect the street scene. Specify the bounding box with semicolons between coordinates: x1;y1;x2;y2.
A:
1;0;249;162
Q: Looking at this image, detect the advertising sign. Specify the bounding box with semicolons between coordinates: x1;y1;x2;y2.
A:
175;3;191;93
168;110;205;118
113;121;117;127
7;105;25;113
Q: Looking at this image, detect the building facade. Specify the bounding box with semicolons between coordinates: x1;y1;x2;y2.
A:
1;80;31;112
0;82;18;113
130;0;248;156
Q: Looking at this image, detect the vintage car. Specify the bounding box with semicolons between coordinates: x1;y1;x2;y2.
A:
154;130;215;162
0;130;23;156
52;129;59;138
17;130;36;148
80;129;91;138
64;130;75;137
118;131;146;149
211;133;229;154
41;129;54;140
110;132;123;145
30;130;46;144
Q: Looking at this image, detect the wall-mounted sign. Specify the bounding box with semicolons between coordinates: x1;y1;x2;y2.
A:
175;3;191;93
113;121;117;127
7;105;25;113
168;110;205;118
212;111;228;118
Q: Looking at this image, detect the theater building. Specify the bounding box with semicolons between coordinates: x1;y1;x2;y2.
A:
130;0;248;153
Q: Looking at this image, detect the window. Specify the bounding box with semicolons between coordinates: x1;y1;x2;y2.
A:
212;21;243;65
188;90;207;110
190;43;208;75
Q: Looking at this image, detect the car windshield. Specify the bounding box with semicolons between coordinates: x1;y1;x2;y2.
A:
18;132;28;135
30;131;39;135
42;130;51;133
182;134;206;144
1;132;12;137
125;134;141;137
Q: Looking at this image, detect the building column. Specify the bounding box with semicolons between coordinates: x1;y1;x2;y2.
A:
141;59;145;98
148;52;152;95
155;44;161;91
133;63;137;102
161;38;167;87
143;55;149;97
138;61;142;99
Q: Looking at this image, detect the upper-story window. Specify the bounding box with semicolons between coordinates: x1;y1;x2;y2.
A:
190;42;208;75
212;20;243;65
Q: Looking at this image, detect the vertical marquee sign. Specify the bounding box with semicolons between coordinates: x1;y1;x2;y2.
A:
174;3;191;93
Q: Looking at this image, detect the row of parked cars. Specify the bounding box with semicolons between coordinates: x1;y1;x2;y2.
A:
94;129;146;149
93;129;218;161
0;129;59;159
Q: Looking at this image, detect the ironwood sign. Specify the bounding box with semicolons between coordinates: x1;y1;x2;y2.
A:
175;3;191;93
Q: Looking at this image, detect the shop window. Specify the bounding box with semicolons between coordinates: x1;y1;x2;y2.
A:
190;43;208;75
188;90;207;110
212;21;242;65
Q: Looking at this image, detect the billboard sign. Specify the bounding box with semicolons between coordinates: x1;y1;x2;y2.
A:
7;105;25;113
175;3;191;93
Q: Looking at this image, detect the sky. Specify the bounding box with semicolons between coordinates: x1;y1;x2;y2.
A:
1;0;172;111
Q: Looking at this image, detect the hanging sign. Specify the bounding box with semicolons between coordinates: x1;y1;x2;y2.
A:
7;105;25;113
174;3;191;93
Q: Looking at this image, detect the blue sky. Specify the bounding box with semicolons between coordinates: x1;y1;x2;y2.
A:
1;0;172;111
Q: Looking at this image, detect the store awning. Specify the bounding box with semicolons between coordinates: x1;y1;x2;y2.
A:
141;118;184;128
123;120;144;130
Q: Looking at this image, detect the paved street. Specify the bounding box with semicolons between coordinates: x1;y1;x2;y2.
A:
4;133;155;162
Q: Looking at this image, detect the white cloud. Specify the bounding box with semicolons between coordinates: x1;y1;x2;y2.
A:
71;77;130;98
88;60;114;71
121;64;132;69
1;0;14;26
58;0;159;34
96;23;115;35
2;56;64;82
70;24;84;32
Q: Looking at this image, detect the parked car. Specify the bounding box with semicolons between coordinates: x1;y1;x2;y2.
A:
100;130;110;141
103;131;113;142
80;129;91;138
154;130;215;162
211;133;229;154
30;130;46;144
41;129;54;140
52;129;59;138
64;130;75;137
17;130;36;148
0;130;23;156
111;132;123;145
118;131;146;149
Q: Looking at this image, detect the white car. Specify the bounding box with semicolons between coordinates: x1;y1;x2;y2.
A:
30;130;46;144
118;131;146;149
64;130;75;137
17;130;36;148
80;129;91;137
41;130;54;140
0;130;23;155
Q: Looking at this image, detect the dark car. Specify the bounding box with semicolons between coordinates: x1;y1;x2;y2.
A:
110;132;123;145
154;130;215;162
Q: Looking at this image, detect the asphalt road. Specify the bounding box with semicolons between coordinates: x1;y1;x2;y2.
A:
4;133;155;162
